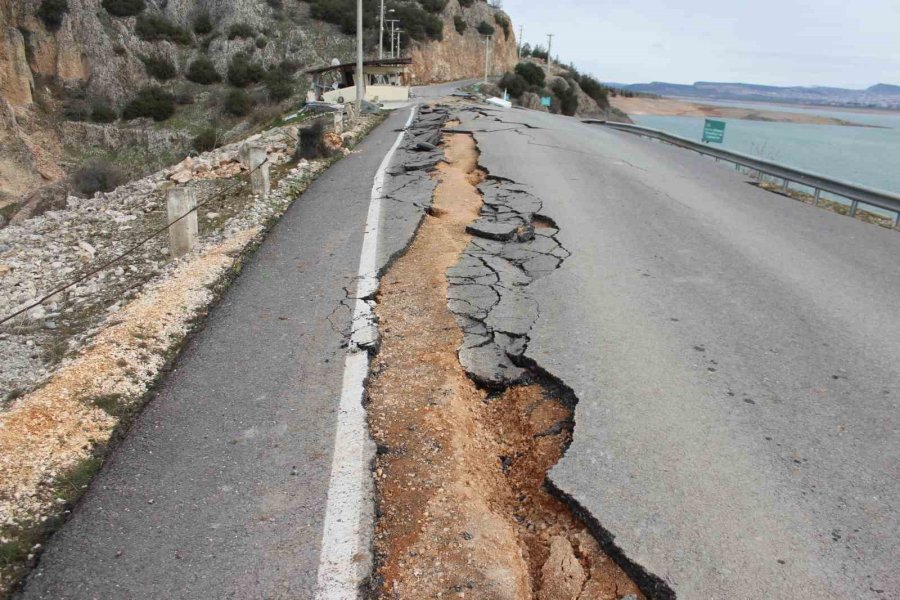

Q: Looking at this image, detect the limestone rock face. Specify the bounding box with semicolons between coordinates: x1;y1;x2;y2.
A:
1;27;34;106
410;0;517;84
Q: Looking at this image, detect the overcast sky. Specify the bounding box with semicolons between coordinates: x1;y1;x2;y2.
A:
502;0;900;89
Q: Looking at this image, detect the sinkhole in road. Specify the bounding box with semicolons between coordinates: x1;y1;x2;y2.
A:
365;130;643;599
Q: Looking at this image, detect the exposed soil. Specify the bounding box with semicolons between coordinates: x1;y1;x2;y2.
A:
367;132;642;599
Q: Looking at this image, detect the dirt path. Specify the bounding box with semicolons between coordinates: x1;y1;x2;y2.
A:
366;131;642;599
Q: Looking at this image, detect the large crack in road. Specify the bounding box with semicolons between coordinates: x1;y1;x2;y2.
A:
365;106;643;599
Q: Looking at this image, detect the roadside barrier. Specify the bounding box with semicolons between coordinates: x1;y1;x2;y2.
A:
588;120;900;228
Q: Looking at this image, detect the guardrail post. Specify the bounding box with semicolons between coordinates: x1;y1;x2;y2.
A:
894;211;900;229
813;188;821;206
166;186;198;258
781;178;789;192
248;146;270;198
849;200;859;218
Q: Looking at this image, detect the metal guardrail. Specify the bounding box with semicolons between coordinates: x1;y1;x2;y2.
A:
587;120;900;227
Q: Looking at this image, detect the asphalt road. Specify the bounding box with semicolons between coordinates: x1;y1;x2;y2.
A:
16;106;421;600
464;107;900;598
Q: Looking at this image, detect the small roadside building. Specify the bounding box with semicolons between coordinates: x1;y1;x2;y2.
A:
306;57;413;104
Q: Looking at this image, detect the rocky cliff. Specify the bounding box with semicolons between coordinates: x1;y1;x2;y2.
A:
0;0;517;221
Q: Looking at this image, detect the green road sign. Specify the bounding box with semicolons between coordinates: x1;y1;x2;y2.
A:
702;119;726;143
540;96;552;107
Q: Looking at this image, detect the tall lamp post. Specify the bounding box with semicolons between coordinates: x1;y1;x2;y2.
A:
355;0;364;112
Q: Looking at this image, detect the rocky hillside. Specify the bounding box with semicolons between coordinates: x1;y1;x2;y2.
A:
0;0;517;222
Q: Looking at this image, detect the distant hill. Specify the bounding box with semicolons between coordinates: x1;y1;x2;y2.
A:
608;81;900;109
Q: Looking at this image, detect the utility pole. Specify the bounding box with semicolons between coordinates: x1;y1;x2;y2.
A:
518;24;523;59
396;30;403;58
483;35;492;84
355;0;364;112
546;33;554;74
387;19;398;59
379;0;384;59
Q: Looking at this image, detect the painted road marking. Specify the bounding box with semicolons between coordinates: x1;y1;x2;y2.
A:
315;105;419;600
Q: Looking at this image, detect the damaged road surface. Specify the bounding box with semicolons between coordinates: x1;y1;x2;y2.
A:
453;106;900;599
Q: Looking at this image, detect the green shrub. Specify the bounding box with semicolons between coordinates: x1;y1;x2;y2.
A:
577;74;609;108
420;0;447;13
392;4;443;41
101;0;145;17
494;12;510;38
141;54;177;80
113;44;127;56
122;87;176;121
266;0;283;8
515;62;544;87
90;103;117;122
264;67;293;101
226;53;265;87
37;0;68;30
308;0;377;34
227;23;255;39
498;72;527;98
458;0;474;6
193;127;219;152
552;79;578;116
186;56;221;84
255;36;268;49
277;58;301;73
72;161;125;196
135;14;192;44
476;20;494;36
520;43;531;57
454;15;466;35
224;89;251;116
174;90;194;104
530;44;548;60
193;11;213;34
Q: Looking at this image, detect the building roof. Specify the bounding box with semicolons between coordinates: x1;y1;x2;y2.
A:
305;57;412;75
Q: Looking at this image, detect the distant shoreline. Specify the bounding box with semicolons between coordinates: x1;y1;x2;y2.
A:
609;96;883;127
664;96;900;117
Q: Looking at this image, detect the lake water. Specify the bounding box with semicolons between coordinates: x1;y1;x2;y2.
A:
631;102;900;199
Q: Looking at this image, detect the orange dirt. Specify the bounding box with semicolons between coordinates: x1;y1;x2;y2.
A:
367;133;642;599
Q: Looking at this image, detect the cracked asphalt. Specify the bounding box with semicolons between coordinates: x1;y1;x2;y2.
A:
461;106;900;598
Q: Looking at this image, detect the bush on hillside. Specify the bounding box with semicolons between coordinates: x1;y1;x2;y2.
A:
255;36;268;48
193;11;213;34
552;79;578;116
101;0;145;17
227;23;255;39
515;62;544;87
141;54;177;80
135;14;192;44
392;4;443;41
498;72;527;98
420;0;448;13
193;127;219;152
227;53;265;87
476;20;495;36
264;67;294;101
577;74;609;108
122;87;176;121
224;89;251;116
37;0;68;30
72;161;125;196
494;12;510;38
90;103;117;123
530;44;548;60
458;0;474;6
308;0;376;34
186;56;221;84
454;15;466;34
520;42;532;57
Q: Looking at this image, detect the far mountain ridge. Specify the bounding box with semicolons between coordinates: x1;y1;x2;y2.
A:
612;80;900;109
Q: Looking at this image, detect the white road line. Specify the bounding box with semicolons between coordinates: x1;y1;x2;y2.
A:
315;105;419;600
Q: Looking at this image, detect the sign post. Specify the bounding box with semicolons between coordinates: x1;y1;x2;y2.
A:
702;119;726;144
